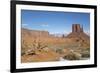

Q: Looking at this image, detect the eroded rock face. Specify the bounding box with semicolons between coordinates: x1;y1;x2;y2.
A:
67;24;89;41
72;24;83;33
22;28;49;37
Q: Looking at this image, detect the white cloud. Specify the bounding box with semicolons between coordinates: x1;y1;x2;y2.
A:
41;24;49;27
22;23;49;28
22;23;28;27
32;23;49;27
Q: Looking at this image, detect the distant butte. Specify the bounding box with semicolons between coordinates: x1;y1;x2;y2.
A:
66;24;89;40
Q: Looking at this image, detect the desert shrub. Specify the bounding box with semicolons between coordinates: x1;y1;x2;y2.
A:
22;39;48;55
81;51;90;58
25;49;36;55
27;51;36;55
21;51;25;56
56;49;63;54
86;48;90;51
63;51;81;60
32;39;48;50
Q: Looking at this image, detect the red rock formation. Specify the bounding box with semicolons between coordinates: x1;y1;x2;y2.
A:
72;24;83;33
22;28;49;38
67;24;89;41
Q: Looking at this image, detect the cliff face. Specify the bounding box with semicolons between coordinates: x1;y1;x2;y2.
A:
22;28;49;38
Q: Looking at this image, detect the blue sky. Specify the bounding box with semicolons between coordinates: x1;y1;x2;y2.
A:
21;10;90;34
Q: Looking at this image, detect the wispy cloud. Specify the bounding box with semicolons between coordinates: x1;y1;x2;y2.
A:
22;23;28;27
22;24;29;28
33;23;49;27
41;24;49;27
